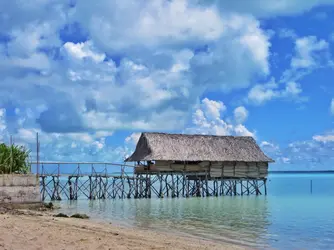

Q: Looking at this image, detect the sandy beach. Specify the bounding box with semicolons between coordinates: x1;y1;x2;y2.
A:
0;209;245;250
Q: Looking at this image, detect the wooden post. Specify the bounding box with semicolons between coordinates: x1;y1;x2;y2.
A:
165;175;169;197
186;177;189;198
139;174;143;198
89;176;92;199
135;175;138;199
255;180;259;196
159;174;163;198
41;176;46;201
196;179;201;197
205;171;209;197
241;180;243;195
171;174;175;198
127;177;132;199
182;173;185;197
56;177;61;200
148;175;151;198
176;175;179;198
264;179;267;195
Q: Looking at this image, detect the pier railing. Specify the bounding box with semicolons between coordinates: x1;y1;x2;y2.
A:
30;161;136;177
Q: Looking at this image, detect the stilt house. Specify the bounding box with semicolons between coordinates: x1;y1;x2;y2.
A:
125;132;274;179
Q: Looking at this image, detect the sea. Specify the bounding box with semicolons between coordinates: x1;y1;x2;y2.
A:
53;173;334;249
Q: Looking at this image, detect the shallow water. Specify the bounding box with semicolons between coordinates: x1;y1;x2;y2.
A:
54;173;334;249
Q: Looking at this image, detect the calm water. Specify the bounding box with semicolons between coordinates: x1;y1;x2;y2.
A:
55;173;334;249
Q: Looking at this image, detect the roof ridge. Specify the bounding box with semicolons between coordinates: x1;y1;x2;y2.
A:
142;132;253;138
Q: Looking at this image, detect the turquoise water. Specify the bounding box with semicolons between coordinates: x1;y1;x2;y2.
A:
55;173;334;249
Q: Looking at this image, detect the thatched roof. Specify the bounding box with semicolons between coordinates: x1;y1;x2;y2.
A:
125;132;274;163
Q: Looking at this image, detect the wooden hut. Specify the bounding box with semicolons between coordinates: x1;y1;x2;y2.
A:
125;132;274;179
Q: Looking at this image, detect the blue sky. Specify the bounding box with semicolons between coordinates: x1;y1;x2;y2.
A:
1;0;334;171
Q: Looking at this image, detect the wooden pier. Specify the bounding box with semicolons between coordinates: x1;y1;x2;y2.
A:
34;162;267;201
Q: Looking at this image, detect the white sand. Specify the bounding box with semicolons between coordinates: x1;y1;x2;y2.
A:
0;211;247;250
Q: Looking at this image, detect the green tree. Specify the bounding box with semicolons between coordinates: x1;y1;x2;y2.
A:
0;143;31;174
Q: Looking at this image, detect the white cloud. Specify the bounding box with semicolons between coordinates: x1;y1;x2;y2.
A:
247;79;303;105
234;106;248;124
190;14;270;92
125;133;141;146
201;98;226;121
260;141;278;149
234;124;254;137
75;0;225;52
2;0;334;163
284;136;334;169
0;0;274;136
7;22;61;57
63;41;106;63
0;108;119;162
186;98;255;137
291;36;329;69
313;133;334;142
279;35;332;86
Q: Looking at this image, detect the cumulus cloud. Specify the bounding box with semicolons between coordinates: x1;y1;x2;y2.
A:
0;0;276;135
1;0;334;163
186;98;255;137
0;107;123;162
62;41;106;63
125;133;142;146
247;79;303;105
234;106;248;124
247;34;331;106
74;0;225;52
291;36;329;69
280;35;332;84
190;14;270;92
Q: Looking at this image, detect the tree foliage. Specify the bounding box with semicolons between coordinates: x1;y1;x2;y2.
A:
0;143;31;174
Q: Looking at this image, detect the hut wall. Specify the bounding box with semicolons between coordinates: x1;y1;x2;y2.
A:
152;161;210;172
210;162;268;178
134;161;268;177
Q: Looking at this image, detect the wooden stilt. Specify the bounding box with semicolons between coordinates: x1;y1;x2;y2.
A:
38;168;269;201
264;178;267;196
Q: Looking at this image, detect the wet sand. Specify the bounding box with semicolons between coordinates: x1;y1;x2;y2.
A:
0;209;246;250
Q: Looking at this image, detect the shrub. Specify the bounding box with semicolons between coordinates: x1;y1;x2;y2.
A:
0;143;31;174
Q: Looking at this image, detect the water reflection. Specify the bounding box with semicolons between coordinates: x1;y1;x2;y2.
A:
57;196;271;248
53;174;334;249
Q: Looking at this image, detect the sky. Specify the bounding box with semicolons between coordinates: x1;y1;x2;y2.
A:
1;0;334;171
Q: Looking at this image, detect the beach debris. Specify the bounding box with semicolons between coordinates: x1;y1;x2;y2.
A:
44;202;54;209
70;213;89;219
54;213;69;218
